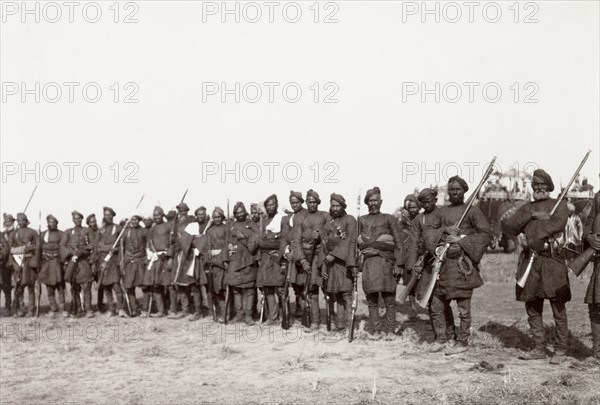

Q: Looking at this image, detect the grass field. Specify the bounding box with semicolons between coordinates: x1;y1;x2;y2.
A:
1;253;599;405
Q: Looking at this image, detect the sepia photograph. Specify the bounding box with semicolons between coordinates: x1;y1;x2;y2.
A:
1;1;599;404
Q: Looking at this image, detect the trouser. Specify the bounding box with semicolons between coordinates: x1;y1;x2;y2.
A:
211;290;226;320
125;287;138;314
366;291;396;333
142;286;165;314
589;304;600;359
103;283;124;311
332;291;352;329
71;282;93;314
263;286;284;321
525;298;568;354
97;284;105;310
179;284;202;314
46;283;65;312
1;283;11;311
14;284;35;314
168;285;178;313
292;283;305;315
431;297;471;345
231;287;256;321
429;294;457;342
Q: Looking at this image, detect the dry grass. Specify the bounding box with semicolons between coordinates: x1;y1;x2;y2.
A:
1;254;598;404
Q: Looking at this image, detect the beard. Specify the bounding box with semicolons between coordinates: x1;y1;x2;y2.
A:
533;190;550;201
329;208;346;218
448;195;464;205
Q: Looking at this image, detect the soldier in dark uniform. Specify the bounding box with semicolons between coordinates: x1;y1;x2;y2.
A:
9;213;39;317
142;206;171;317
358;187;403;341
96;207;125;317
226;202;258;324
323;193;357;334
167;202;195;319
582;190;600;364
86;213;103;312
503;169;570;363
256;195;287;324
424;177;492;355
39;215;65;317
0;214;15;315
121;214;147;317
60;211;95;318
292;189;330;332
205;207;229;322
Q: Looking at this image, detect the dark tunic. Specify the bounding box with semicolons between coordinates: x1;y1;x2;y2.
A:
292;210;330;288
257;214;286;287
205;223;229;293
225;220;258;288
323;214;357;293
405;208;440;300
144;221;172;287
96;223;123;286
424;203;492;300
39;229;64;286
9;227;39;286
503;199;570;302
122;226;147;288
60;227;94;284
583;191;600;304
358;213;402;294
0;230;13;288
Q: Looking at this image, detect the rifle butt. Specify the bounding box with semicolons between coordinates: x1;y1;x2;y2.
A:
398;275;418;303
568;246;597;277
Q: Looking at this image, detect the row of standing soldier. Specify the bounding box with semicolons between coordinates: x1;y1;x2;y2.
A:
0;173;598;362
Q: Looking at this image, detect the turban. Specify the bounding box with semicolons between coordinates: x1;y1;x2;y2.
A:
330;193;347;209
364;186;381;204
404;194;421;209
119;219;128;227
306;189;321;204
17;213;29;225
103;206;116;216
532;169;555;192
86;213;96;225
131;214;143;221
71;210;83;219
448;176;469;192
264;194;278;207
176;202;190;212
233;201;246;213
166;210;177;221
417;188;437;203
289;190;304;203
46;214;58;223
153;206;165;216
212;206;225;218
194;206;206;216
3;213;15;224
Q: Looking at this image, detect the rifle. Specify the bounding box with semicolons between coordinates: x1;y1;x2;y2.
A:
259;288;266;323
224;199;231;323
281;261;292;329
322;263;332;331
119;236;133;316
36;210;42;317
349;189;360;343
417;156;497;308
171;189;190;283
23;185;38;213
147;239;158;318
568;241;598;276
301;240;317;328
97;195;145;289
517;150;591;288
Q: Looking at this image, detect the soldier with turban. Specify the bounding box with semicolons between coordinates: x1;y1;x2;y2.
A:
358;187;403;340
205;207;229;322
323;193;357;334
422;176;492;355
503;169;571;363
582;190;600;364
121;214;147;317
39;215;65;317
142;206;171;317
0;213;16;315
96;206;125;317
8;213;39;317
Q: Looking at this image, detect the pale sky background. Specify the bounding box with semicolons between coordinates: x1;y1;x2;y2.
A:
1;0;599;227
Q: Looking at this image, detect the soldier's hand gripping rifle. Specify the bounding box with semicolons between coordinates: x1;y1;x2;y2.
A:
417;156;497;308
517;150;591;287
97;194;145;287
348;189;360;343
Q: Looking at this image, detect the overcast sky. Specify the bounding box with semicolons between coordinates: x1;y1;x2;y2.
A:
1;1;599;227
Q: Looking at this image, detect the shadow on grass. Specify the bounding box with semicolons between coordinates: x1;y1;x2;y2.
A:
479;321;593;360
